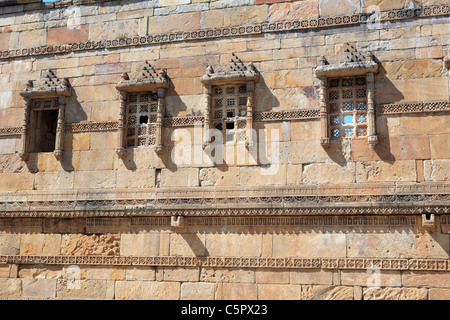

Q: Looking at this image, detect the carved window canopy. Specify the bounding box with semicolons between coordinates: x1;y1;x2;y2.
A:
19;70;71;161
200;53;259;149
315;44;379;149
115;62;169;158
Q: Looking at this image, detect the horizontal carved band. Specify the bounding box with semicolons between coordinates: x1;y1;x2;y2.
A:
0;254;449;272
0;215;421;229
0;5;448;60
0;127;22;137
64;122;119;133
376;101;450;115
1;100;449;136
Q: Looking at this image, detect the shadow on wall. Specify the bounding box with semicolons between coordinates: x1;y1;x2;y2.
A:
375;63;405;105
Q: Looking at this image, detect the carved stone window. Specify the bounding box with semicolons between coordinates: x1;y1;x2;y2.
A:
115;61;169;158
315;44;378;149
328;76;368;139
211;84;248;143
201;53;259;149
19;70;71;161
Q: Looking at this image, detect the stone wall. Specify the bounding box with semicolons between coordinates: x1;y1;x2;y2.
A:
0;0;449;300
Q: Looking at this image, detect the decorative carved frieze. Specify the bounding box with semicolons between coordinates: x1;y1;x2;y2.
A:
0;5;448;60
0;254;448;272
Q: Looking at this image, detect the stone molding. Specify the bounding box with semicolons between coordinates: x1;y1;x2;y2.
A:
0;5;448;60
0;184;448;217
0;254;449;272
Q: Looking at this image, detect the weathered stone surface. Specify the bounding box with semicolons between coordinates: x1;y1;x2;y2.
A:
301;285;354;300
61;234;120;256
0;265;10;278
159;267;200;282
269;0;318;22
200;268;255;283
18;265;63;279
255;269;290;284
258;284;301;300
82;267;126;281
0;234;21;255
20;234;61;256
115;281;181;300
22;278;57;298
160;168;199;187
120;233;159;257
272;232;346;258
363;287;428;300
181;282;215;300
205;233;262;257
429;288;450;300
355;160;417;182
402;272;450;288
47;25;89;45
57;279;113;299
0;279;21;298
341;270;402;287
170;233;207;256
222;283;258;300
125;267;156;281
424;160;450;181
290;270;334;285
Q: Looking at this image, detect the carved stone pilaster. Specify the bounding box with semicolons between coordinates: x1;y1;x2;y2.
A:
115;90;127;158
19;97;31;161
203;84;212;149
318;76;329;149
245;81;255;148
366;72;378;149
155;87;166;154
54;96;66;161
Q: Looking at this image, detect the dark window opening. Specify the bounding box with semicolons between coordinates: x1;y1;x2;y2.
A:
139;115;149;124
226;122;234;130
32;109;58;153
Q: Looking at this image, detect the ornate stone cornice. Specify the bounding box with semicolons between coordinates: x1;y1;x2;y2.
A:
19;70;71;99
376;101;450;115
200;53;259;85
0;254;449;272
0;184;448;217
115;61;169;93
0;5;448;60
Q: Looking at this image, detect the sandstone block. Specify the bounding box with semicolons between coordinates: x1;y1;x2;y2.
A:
160;168;199;187
255;269;290;284
47;25;89;45
346;232;416;258
0;234;21;255
20;234;61;256
125;267;156;281
34;171;74;190
302;162;356;184
0;173;33;191
170;233;207;256
78;149;115;171
205;233;262;257
290;270;334;285
120;233;159;257
302;285;353;300
429;288;450;300
115;281;181;300
269;0;318;22
73;170;116;189
116;169;156;189
222;283;258;300
18;265;63;279
147;12;200;34
22;279;56;298
429;135;450;159
364;287;427;300
0;279;21;298
341;270;401;287
82;267;126;281
355;160;417;182
159;267;199;282
272;232;346;258
258;284;301;300
181;282;215;300
56;279;112;299
89;19;139;41
0;265;10;278
424;160;450;181
403;271;450;288
200;268;255;283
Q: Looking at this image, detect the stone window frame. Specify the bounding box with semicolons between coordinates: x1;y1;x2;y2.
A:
115;63;169;158
19;70;71;161
200;53;259;149
315;47;379;149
